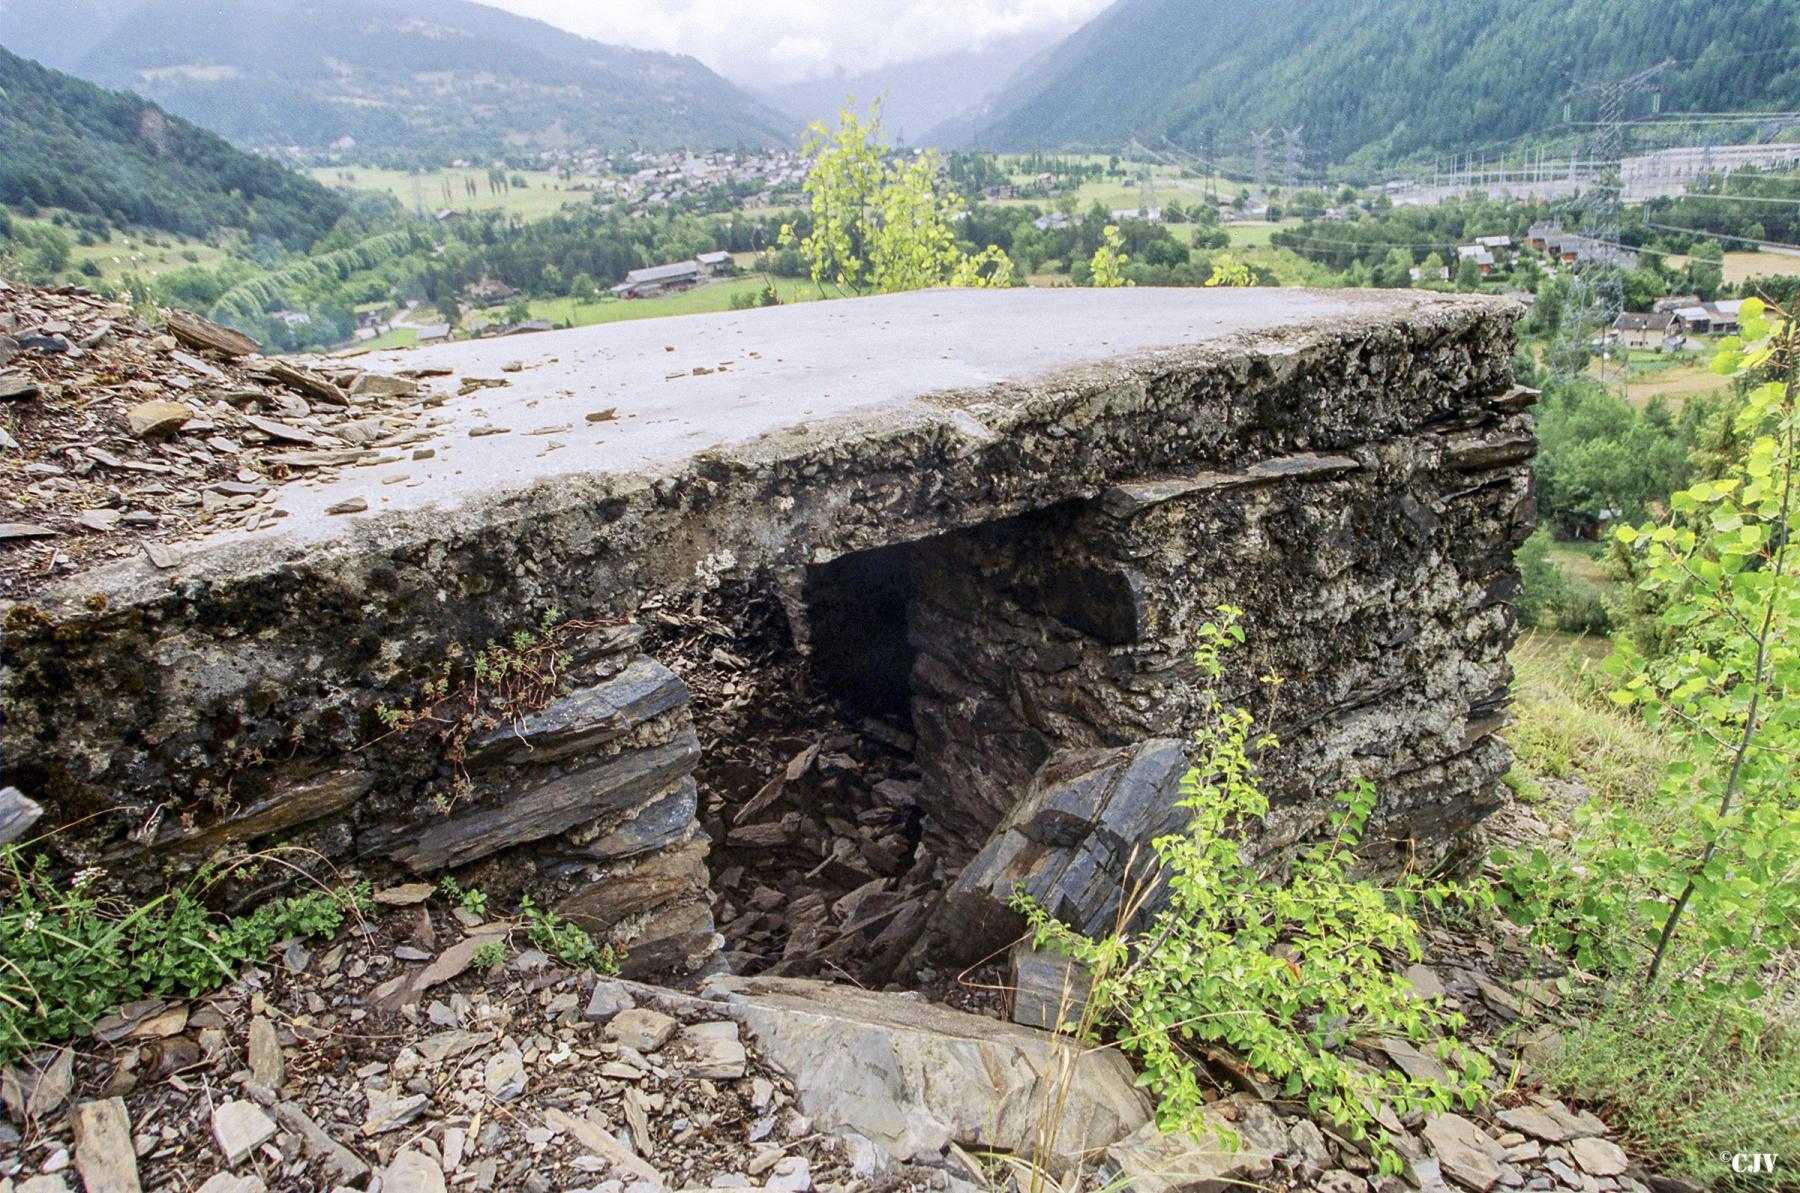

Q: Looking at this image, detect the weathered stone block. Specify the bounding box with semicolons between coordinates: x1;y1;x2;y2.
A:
927;739;1189;966
367;725;699;872
464;655;688;766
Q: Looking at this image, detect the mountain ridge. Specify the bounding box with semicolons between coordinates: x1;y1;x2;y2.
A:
2;0;795;163
954;0;1800;166
755;30;1060;147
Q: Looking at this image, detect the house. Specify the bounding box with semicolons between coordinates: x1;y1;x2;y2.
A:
466;278;517;307
1541;232;1637;271
1110;207;1162;223
433;209;464;223
1456;245;1496;273
501;319;553;336
1614;310;1677;350
1653;295;1701;314
1474;235;1514;264
615;260;703;299
696;251;734;276
415;323;451;344
1672;305;1713;335
1526;221;1559;251
271;309;312;329
1409;265;1451;283
1704;299;1742;335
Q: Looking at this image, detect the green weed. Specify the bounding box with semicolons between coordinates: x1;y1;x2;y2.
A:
0;846;369;1062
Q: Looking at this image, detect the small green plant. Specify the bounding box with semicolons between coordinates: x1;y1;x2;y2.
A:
518;895;620;975
0;846;369;1061
471;939;507;969
1014;610;1489;1172
438;875;488;919
372;609;612;811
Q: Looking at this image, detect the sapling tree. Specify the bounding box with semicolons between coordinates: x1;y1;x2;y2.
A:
1499;300;1800;990
1087;225;1132;287
1015;609;1489;1172
1610;297;1800;990
782;100;1012;296
1205;253;1253;287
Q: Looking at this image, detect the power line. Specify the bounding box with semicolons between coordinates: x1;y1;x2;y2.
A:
1645;191;1800;208
1251;130;1273;193
1639;221;1800;253
1283;127;1304;190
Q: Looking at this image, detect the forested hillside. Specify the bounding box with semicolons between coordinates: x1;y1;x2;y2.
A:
955;0;1800;165
24;0;793;162
0;48;346;249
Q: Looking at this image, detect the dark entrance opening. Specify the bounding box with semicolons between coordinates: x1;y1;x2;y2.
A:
799;541;921;724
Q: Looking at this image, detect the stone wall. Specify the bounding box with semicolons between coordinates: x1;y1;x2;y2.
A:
0;288;1529;980
907;396;1535;869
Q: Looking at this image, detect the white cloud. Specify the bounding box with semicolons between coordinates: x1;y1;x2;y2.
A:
482;0;1116;85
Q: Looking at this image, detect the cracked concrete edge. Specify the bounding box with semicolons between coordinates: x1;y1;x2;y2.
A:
5;291;1517;624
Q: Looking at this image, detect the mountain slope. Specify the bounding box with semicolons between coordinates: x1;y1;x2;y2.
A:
956;0;1800;165
0;47;346;249
9;0;794;162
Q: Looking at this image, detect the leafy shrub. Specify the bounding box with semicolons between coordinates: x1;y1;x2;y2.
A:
1014;610;1489;1171
1515;529;1564;629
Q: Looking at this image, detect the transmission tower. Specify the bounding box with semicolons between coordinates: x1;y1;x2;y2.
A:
1251;129;1273;193
1135;164;1156;216
1553;61;1669;385
1203;128;1218;204
1282;127;1304;190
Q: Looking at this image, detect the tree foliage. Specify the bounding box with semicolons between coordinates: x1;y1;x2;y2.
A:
1087;225;1132;287
1532;379;1712;538
783;101;1012;295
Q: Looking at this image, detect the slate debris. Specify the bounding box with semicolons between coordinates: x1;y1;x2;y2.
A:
0;889;879;1193
0;281;436;594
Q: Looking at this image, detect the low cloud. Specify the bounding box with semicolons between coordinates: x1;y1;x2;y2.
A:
484;0;1115;84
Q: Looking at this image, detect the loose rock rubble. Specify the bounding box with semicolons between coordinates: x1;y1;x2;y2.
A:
0;892;905;1193
0;872;1689;1193
0;281;450;592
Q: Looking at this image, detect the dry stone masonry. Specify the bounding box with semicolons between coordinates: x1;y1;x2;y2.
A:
1;287;1533;983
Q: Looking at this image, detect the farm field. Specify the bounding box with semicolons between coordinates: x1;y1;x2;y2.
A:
1660;248;1800;286
456;275;828;335
308;166;593;219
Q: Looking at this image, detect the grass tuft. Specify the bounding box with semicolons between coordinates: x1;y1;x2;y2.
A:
1543;982;1800;1190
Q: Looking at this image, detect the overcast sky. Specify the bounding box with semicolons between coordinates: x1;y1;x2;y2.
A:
482;0;1116;86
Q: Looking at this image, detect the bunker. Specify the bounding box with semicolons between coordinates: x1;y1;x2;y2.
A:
1;287;1535;980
